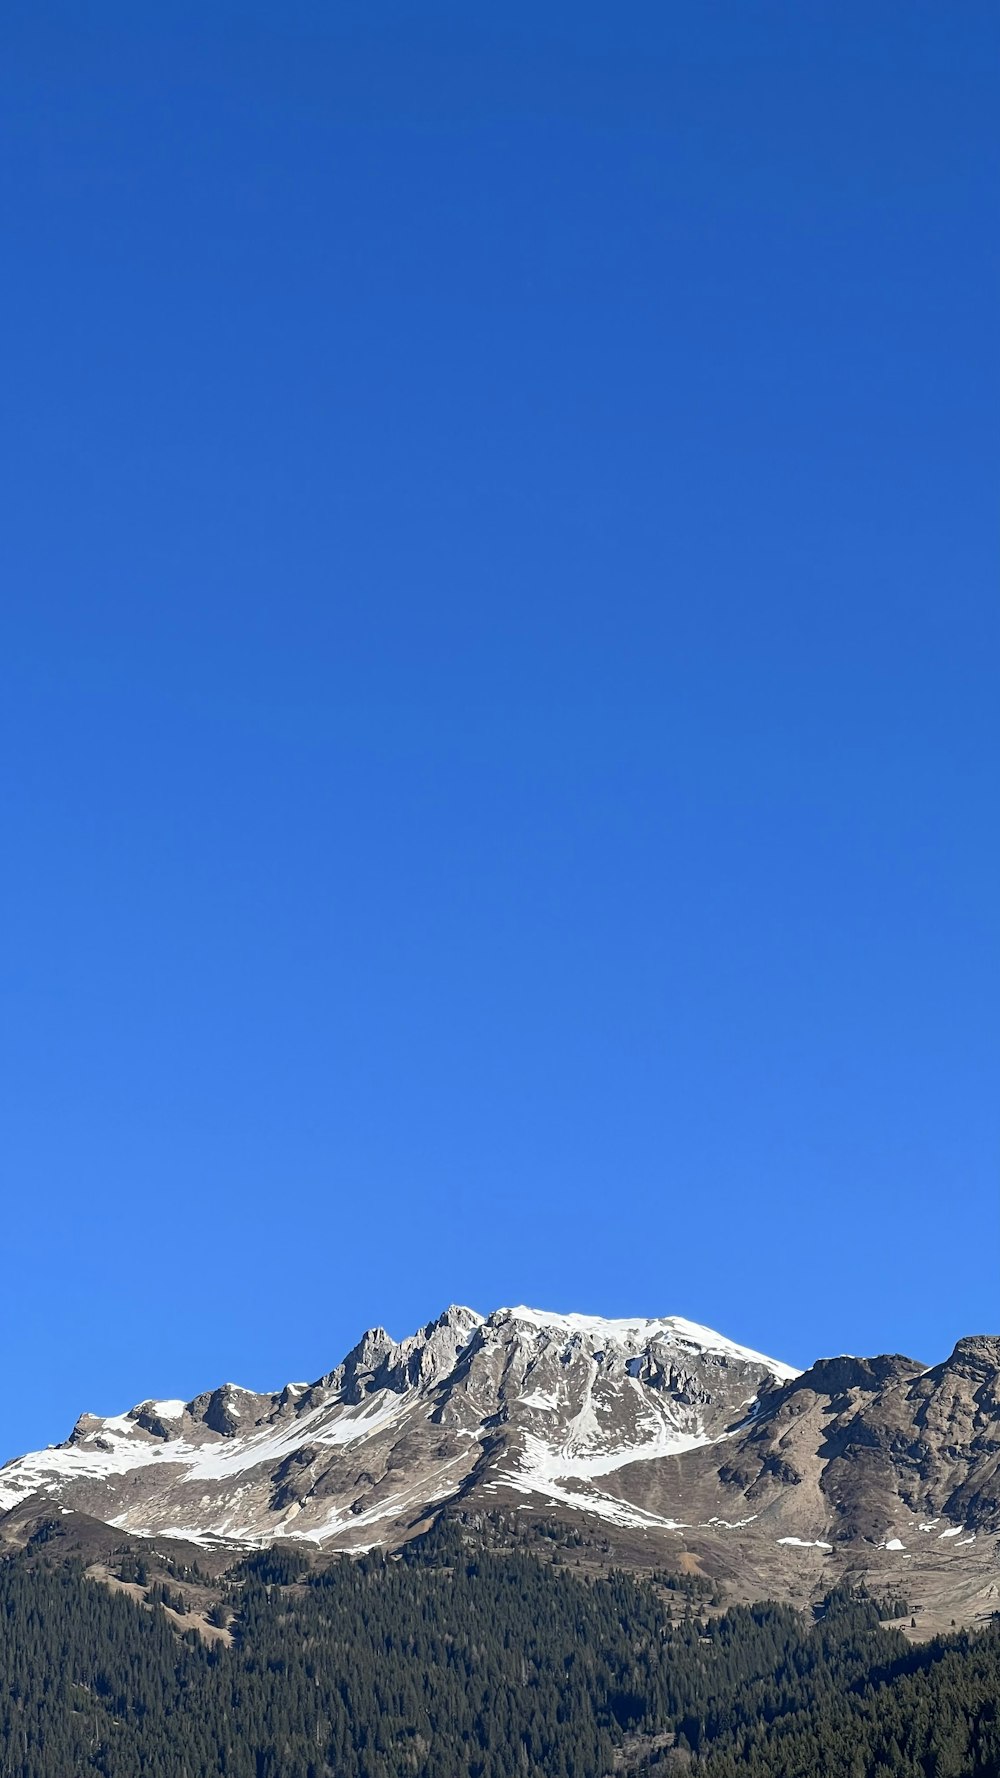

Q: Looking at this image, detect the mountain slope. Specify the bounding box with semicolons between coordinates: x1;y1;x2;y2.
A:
4;1524;1000;1778
713;1335;1000;1544
1;1305;997;1621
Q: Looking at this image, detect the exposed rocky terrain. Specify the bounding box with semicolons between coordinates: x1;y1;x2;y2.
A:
1;1306;997;1618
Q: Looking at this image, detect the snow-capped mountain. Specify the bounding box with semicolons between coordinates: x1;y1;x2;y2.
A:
1;1306;997;1609
0;1306;793;1548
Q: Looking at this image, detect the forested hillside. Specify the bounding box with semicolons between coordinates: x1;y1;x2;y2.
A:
0;1523;997;1778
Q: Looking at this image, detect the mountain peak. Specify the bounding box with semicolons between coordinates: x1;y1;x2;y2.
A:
946;1333;1000;1370
488;1306;799;1379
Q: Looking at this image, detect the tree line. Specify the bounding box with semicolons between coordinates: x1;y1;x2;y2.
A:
0;1519;995;1777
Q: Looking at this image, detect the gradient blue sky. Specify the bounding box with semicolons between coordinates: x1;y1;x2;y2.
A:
2;3;998;1462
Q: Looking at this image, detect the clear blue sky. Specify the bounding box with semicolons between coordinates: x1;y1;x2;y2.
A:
2;3;998;1463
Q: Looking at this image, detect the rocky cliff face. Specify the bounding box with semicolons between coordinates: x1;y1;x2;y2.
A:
1;1307;997;1613
701;1335;1000;1546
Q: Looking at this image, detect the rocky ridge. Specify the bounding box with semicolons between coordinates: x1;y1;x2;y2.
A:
1;1307;997;1615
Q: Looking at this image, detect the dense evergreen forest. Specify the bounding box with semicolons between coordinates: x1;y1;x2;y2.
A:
0;1520;997;1778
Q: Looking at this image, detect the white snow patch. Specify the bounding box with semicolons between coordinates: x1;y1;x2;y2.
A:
514;1417;710;1488
519;1390;561;1412
496;1470;688;1531
777;1537;833;1551
884;1538;906;1551
501;1308;798;1379
154;1527;219;1545
939;1527;964;1539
